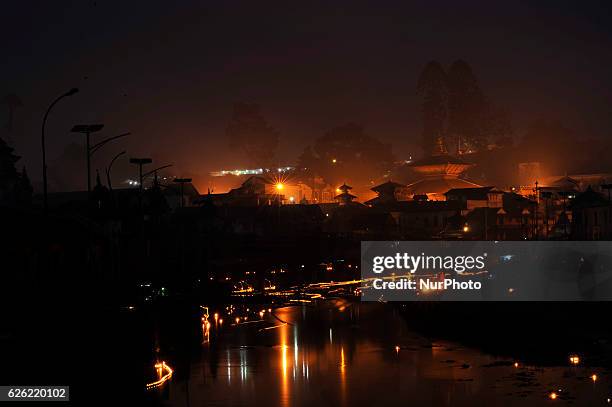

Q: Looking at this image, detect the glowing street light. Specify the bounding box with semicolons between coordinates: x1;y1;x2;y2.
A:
129;157;153;191
463;224;470;233
142;164;173;187
332;158;337;164
276;183;284;191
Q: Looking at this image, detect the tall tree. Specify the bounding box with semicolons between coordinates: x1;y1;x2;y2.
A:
0;137;29;206
447;60;488;152
304;123;394;187
2;93;23;147
296;146;318;198
226;102;279;168
485;105;514;148
16;167;33;206
417;61;447;154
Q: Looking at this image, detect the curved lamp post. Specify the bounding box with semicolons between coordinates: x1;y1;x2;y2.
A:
142;164;173;186
42;87;79;213
90;132;130;156
86;131;130;191
129;158;153;191
106;150;126;192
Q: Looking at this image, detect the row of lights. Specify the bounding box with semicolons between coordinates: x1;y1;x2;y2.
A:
145;361;173;390
534;355;604;401
391;350;603;402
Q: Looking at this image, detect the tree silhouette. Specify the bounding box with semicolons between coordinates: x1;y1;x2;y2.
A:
417;61;447;154
447;60;488;152
485;105;514;148
296;146;318;197
2;93;23;146
301;123;394;187
16;167;33;206
0;137;31;206
226;102;279;168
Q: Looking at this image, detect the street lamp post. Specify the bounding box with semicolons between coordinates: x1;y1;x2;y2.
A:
129;158;153;193
541;191;552;239
106;150;126;193
71;124;104;196
88;131;131;193
41;88;78;214
129;158;153;273
174;178;192;209
130;158;153;211
142;164;173;187
90;132;130;156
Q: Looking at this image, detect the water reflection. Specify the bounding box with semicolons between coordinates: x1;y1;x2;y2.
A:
280;321;289;407
161;301;612;406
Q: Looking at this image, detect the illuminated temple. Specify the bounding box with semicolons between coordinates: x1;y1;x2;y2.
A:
406;137;481;201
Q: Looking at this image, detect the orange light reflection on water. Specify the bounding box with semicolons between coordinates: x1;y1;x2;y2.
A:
146;361;173;390
279;321;290;407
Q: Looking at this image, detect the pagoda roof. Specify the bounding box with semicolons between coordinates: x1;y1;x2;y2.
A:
371;180;406;193
334;192;357;200
409;154;474;176
551;175;580;191
338;183;353;191
406;176;481;196
242;175;275;185
410;153;470;167
445;186;502;200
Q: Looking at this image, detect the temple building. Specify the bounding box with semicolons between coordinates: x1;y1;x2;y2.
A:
364;181;409;206
406;137;481;201
196;175;320;206
445;186;504;213
334;183;358;205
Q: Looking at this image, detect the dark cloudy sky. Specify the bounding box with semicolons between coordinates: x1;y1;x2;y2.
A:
3;0;612;189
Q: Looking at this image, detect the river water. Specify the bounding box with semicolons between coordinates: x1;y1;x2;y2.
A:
154;300;611;406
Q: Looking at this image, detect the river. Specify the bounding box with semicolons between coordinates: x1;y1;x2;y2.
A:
148;299;611;406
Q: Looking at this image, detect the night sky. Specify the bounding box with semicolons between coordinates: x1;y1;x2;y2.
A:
3;0;612;190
